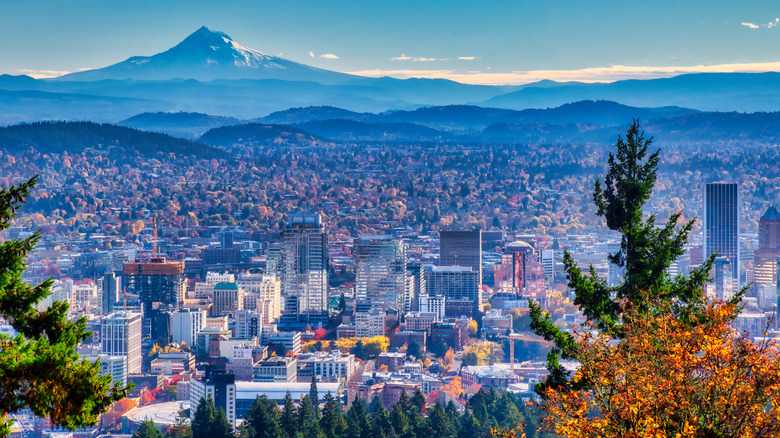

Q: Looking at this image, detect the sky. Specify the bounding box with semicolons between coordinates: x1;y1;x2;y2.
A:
2;0;780;85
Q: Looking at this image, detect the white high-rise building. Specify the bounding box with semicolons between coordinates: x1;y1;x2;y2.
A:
280;213;328;323
101;311;143;374
238;274;281;324
172;308;207;347
354;235;407;313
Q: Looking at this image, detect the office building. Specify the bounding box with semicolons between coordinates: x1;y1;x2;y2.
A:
190;368;237;428
440;230;482;285
280;213;329;324
123;257;185;341
101;311;143;374
423;265;482;313
703;182;739;280
237;274;281;324
754;206;780;285
354;235;407;313
212;282;243;317
171;308;207;347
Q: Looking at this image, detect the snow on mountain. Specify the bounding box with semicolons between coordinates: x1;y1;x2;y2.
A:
56;26;354;84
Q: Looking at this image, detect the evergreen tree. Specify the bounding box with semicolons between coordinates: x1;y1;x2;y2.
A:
368;395;384;414
458;414;481;438
320;392;347;438
309;377;320;418
396;391;412;414
0;177;129;436
530;120;722;394
425;402;455;438
410;389;426;413
134;420;164;438
346;399;372;438
298;395;322;438
371;405;392;438
444;401;461;427
192;397;233;438
279;392;298;438
244;395;283;438
390;404;412;438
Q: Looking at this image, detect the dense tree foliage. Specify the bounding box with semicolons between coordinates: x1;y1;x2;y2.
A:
231;388;550;438
0;176;129;437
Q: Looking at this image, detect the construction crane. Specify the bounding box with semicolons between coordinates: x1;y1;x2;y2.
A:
123;291;139;311
498;331;553;372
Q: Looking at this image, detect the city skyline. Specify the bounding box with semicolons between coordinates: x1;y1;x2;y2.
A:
3;1;780;84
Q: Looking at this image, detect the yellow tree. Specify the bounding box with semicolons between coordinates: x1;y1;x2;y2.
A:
540;297;780;437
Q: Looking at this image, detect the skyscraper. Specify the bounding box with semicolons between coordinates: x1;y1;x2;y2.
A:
704;182;739;280
440;230;482;285
101;311;143;374
354;235;407;313
280;213;328;324
754;206;780;285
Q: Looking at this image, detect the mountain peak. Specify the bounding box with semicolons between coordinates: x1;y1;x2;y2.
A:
55;27;354;84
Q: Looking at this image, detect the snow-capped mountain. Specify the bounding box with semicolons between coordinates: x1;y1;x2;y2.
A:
57;26;354;83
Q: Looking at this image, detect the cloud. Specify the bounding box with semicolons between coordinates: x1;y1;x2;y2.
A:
458;56;477;61
741;18;779;29
391;54;447;62
320;53;339;59
17;69;70;78
309;51;315;58
346;61;780;85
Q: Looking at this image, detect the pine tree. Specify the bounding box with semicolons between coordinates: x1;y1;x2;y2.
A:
244;395;283;438
530;120;722;394
192;397;233;438
410;389;426;414
389;404;411;438
280;392;298;438
0;176;129;436
368;395;384;414
166;406;193;438
310;376;320;410
320;392;347;438
134;420;164;438
457;414;480;438
425;402;455;438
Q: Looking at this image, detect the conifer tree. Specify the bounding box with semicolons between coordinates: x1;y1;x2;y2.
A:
192;397;233;438
280;392;298;438
244;395;283;438
133;420;164;438
425;402;455;438
0;176;129;436
320;392;347;438
530;120;722;393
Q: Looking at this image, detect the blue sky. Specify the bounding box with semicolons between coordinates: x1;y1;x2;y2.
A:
3;0;780;84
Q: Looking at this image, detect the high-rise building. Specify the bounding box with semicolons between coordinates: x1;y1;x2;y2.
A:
171;308;207;347
101;311;143;374
422;265;482;313
703;182;740;280
354;235;407;313
212;283;243;317
440;230;482;285
123;257;185;316
237;274;281;324
101;272;121;315
280;213;328;324
754;206;780;285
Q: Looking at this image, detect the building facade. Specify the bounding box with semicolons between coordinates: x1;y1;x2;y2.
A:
354;235;407;313
101;311;143;374
703;182;740;280
280;213;329;323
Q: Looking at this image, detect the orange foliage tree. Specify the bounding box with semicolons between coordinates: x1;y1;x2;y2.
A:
540;297;780;437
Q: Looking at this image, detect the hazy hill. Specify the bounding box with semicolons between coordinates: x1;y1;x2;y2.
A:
120;111;243;139
295;119;452;142
483;72;780;112
199;123;328;149
0;121;222;158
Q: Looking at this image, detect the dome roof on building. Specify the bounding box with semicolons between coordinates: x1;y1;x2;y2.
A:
761;205;780;221
506;240;533;251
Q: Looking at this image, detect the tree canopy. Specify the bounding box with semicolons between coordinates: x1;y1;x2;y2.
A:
0;176;129;437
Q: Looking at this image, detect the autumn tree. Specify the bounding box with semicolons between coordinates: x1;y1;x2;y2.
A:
530;120;719;392
0;176;129;437
541;297;780;437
